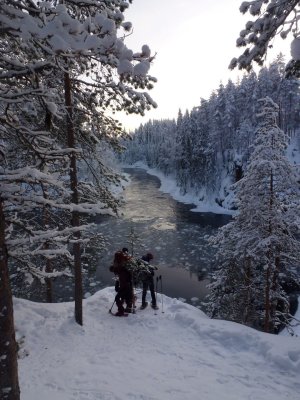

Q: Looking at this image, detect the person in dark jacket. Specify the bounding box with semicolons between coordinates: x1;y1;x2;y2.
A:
110;248;133;316
140;252;158;310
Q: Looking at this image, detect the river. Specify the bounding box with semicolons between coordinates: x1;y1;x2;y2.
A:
18;168;231;308
18;167;299;319
91;168;231;310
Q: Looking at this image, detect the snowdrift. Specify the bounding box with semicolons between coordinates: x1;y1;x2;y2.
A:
15;288;300;400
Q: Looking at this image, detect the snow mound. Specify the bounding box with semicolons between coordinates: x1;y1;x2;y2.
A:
15;288;300;400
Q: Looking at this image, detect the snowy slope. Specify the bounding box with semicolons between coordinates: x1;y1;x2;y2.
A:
124;133;300;214
15;288;300;400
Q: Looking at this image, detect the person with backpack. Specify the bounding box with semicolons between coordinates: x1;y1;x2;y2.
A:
110;247;133;316
140;252;158;310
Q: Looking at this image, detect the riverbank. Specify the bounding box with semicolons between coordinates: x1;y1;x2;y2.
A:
122;135;300;215
122;161;235;215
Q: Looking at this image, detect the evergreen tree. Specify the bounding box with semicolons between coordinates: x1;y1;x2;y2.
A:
208;97;300;333
175;109;192;194
230;0;300;72
188;100;215;192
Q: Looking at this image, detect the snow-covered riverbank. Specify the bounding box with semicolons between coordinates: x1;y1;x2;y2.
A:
123;161;235;215
123;134;300;215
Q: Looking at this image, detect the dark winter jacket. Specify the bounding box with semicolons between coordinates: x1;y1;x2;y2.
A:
110;251;132;289
141;254;156;281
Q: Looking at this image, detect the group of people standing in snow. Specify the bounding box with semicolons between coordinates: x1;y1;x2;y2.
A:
109;247;159;316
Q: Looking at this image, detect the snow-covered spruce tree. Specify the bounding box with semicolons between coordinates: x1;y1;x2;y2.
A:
0;14;70;397
0;59;78;302
208;97;300;333
175;109;193;194
185;100;216;195
230;0;300;72
120;118;177;175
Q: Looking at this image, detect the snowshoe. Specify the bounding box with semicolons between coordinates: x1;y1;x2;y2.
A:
114;311;129;317
140;302;148;310
151;304;159;310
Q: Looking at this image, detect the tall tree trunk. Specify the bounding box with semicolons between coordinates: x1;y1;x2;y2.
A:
243;257;252;325
41;185;53;303
0;197;20;400
64;72;83;326
45;259;53;303
264;168;274;333
264;265;271;333
270;254;282;331
44;105;54;303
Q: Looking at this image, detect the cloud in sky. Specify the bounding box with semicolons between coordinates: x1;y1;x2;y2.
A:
118;0;291;130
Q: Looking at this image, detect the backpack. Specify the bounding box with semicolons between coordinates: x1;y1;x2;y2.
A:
124;258;153;286
113;251;129;267
110;251;131;275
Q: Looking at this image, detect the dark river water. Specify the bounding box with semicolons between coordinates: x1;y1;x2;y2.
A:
89;168;231;309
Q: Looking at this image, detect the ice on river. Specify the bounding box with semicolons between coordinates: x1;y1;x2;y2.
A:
89;168;231;308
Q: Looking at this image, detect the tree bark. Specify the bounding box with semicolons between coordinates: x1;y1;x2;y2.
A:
41;185;53;303
64;72;83;326
243;257;252;325
0;197;20;400
264;265;271;333
264;168;274;333
45;259;53;303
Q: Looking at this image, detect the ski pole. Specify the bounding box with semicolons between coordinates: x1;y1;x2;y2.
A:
154;276;160;315
109;298;116;314
131;276;136;314
156;275;161;310
160;275;164;313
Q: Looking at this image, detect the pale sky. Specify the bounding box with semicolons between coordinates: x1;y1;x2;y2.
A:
118;0;291;130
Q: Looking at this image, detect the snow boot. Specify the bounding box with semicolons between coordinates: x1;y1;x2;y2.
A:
151;303;159;310
140;302;148;310
114;311;128;317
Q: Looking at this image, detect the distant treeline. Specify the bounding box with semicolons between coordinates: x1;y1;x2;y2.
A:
122;57;300;208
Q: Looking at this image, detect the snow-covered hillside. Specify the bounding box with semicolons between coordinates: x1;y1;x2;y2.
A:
15;288;299;400
124;134;300;215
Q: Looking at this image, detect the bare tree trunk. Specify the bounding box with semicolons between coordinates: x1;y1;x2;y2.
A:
45;259;53;303
44;99;54;303
64;72;83;326
0;197;20;400
270;254;282;331
41;184;53;303
243;257;252;325
264;265;271;333
264;168;274;333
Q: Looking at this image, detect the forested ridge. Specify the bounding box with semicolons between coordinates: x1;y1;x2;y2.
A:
122;58;300;210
